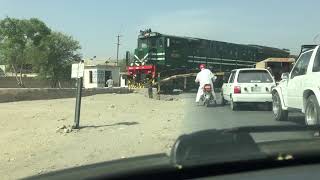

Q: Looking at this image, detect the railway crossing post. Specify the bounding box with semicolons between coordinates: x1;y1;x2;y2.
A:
157;73;161;100
71;61;84;129
184;77;187;89
73;77;83;129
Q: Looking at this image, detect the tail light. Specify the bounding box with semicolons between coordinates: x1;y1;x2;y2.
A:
204;84;212;91
234;86;241;94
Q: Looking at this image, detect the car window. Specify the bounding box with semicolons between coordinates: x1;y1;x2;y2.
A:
237;70;273;83
313;48;320;72
291;50;313;78
228;71;236;83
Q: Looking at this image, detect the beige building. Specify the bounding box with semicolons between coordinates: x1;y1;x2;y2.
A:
82;59;120;88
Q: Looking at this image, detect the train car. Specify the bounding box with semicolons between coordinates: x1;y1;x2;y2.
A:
127;29;289;90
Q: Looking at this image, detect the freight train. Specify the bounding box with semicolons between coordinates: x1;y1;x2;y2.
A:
126;29;289;90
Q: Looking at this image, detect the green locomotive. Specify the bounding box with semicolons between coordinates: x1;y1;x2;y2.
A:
127;29;289;89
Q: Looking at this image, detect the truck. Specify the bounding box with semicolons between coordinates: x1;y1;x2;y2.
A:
272;45;320;124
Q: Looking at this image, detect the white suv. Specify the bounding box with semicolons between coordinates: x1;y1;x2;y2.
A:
222;68;275;111
272;45;320;124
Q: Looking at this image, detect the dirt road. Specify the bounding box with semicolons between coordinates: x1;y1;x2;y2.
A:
0;93;185;180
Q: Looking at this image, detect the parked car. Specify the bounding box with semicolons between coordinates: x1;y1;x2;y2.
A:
222;68;275;111
272;45;320;124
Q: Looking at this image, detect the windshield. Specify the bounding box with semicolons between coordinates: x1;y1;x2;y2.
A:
138;38;148;48
1;1;319;179
237;70;273;83
138;37;162;49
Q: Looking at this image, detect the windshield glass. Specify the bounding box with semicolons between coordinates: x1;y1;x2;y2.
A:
1;1;320;179
138;38;148;48
237;70;273;83
138;37;161;49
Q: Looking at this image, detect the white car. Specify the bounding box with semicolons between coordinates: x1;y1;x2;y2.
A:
272;45;320;124
222;68;276;111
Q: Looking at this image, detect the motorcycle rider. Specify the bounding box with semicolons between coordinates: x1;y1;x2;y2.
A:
195;64;217;104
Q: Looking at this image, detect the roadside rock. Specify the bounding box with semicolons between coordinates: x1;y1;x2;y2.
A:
55;125;67;132
56;125;72;134
57;118;66;121
63;128;72;133
166;98;174;101
7;157;15;162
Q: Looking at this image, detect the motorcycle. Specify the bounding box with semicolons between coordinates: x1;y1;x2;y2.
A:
200;84;216;107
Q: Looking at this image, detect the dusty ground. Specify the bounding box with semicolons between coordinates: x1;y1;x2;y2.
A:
0;93;185;180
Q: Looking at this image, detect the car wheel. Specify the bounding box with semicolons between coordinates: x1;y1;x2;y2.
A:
221;93;227;106
305;95;320;125
230;97;238;111
272;91;288;121
205;101;210;107
267;102;273;111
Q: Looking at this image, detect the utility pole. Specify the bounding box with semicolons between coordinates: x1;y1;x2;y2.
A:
116;34;122;66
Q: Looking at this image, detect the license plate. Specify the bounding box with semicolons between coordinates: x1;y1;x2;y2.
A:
251;87;261;92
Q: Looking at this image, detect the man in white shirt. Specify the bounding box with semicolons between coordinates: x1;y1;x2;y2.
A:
106;76;114;88
195;64;216;103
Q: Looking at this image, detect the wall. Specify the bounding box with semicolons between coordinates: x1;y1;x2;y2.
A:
0;87;132;103
0;77;75;88
110;67;120;86
83;67;99;88
120;74;128;87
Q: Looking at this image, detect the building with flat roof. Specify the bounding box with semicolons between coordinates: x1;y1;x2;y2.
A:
73;59;121;88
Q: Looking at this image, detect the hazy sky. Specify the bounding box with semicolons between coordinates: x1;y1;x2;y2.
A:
1;0;319;59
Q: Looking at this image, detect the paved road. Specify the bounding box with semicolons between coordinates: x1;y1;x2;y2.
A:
181;93;315;142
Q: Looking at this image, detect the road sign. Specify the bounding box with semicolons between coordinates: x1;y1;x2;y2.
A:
71;63;84;78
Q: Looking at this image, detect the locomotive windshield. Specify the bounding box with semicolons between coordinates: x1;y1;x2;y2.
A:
137;37;164;49
138;38;148;48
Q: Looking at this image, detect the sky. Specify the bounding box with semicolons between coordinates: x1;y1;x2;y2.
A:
1;0;319;59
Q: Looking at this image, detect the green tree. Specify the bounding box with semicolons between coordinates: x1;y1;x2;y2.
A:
34;32;81;87
0;17;51;87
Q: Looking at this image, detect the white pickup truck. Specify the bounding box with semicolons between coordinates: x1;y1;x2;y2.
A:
272;45;320;124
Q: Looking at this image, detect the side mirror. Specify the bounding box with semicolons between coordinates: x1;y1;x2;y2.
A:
281;72;289;80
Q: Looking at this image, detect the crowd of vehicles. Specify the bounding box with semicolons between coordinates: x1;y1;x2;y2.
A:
220;44;320;125
126;29;319;125
126;29;289;90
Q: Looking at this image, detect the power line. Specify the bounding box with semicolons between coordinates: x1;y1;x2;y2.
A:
116;34;123;66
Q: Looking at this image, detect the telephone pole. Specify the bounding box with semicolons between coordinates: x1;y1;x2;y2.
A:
116;34;122;66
